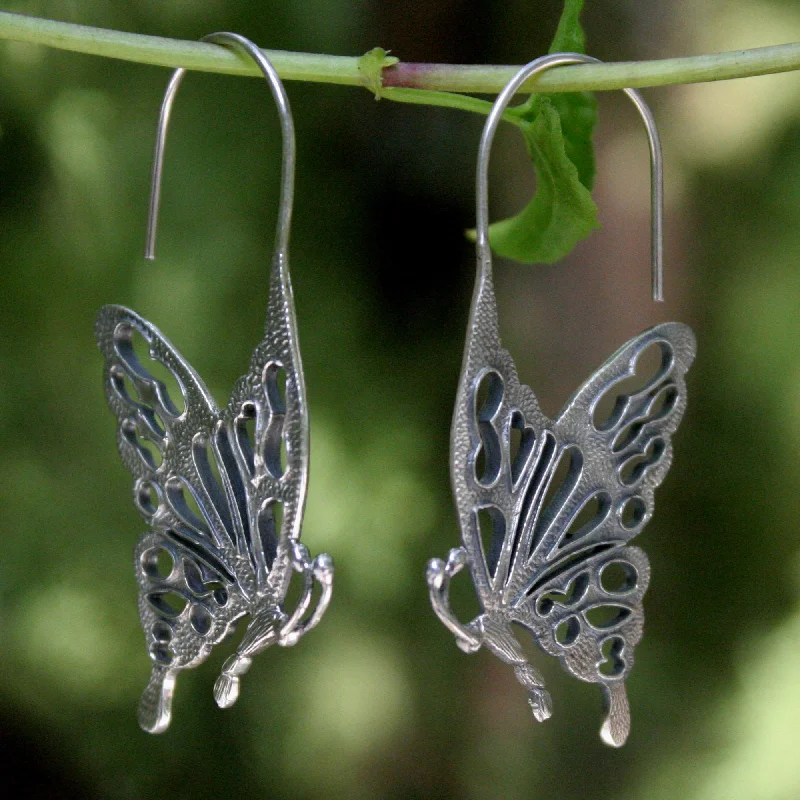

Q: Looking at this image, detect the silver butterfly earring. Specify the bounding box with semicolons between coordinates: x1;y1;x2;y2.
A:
96;32;334;733
425;53;696;747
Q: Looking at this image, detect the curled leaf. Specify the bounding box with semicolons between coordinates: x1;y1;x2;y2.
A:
487;99;599;263
483;0;599;264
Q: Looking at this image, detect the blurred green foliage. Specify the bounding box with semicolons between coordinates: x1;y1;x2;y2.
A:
1;1;800;798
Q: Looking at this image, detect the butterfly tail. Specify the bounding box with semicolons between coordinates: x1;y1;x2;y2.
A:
514;663;553;722
138;665;178;734
600;682;630;747
213;653;255;708
213;608;282;708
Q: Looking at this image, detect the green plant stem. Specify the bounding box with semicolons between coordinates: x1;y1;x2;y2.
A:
3;10;800;119
380;88;523;123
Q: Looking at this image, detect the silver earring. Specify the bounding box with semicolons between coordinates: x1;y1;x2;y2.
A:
96;32;334;733
425;53;695;747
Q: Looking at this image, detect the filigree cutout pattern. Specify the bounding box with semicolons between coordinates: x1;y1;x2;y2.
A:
97;258;334;733
426;264;695;746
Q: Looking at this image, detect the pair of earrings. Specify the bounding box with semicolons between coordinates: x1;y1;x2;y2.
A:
97;36;695;745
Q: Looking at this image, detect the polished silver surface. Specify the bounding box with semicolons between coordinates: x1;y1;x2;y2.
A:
426;53;694;746
97;33;333;733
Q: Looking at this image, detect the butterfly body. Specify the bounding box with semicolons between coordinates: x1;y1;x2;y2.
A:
427;261;694;745
97;257;333;733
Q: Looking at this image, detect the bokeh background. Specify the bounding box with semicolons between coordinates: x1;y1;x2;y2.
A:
2;0;800;798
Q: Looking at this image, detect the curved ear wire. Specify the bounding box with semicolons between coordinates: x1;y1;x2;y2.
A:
145;31;295;264
475;52;664;302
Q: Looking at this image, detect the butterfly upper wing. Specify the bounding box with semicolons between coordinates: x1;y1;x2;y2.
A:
222;255;309;598
95;304;244;574
513;321;696;580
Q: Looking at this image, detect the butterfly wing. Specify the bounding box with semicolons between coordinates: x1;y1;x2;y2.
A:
95;304;245;567
96;305;251;731
221;255;309;599
450;265;551;607
506;322;695;744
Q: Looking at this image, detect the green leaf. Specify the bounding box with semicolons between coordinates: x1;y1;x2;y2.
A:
486;0;599;264
549;0;588;51
487;99;598;263
358;47;399;100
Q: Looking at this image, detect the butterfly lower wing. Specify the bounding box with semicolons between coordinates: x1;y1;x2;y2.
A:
134;531;248;732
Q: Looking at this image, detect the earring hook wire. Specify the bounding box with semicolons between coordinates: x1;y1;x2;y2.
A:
145;32;295;264
475;52;664;302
